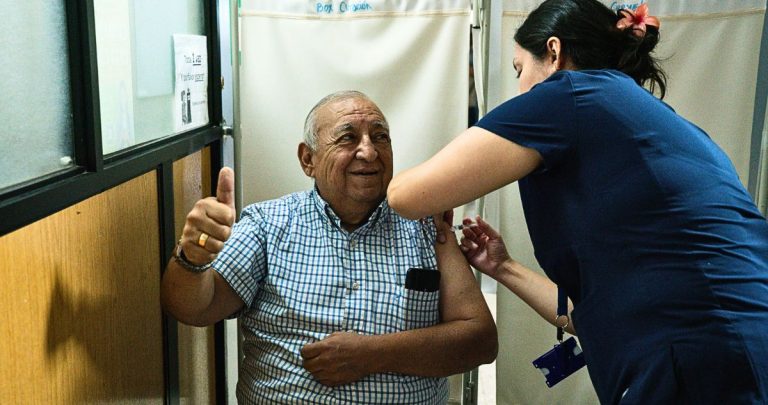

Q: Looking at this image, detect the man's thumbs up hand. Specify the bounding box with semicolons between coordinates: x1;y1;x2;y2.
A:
179;167;237;266
216;167;236;210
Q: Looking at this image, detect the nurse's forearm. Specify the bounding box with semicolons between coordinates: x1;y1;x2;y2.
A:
495;259;577;335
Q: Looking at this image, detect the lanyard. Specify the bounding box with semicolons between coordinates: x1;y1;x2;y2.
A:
532;285;586;388
556;286;568;342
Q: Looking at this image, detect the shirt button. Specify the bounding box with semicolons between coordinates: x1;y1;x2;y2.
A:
352;282;360;290
349;239;357;248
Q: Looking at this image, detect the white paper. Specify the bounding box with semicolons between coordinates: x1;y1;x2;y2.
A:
173;34;208;132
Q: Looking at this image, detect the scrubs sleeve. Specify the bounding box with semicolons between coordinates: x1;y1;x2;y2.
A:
476;71;579;172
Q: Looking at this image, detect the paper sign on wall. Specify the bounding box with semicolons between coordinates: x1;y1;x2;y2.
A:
173;34;208;132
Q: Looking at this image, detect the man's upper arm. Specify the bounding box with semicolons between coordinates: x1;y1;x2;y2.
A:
438;263;489;324
417;221;490;324
205;270;246;322
211;206;268;310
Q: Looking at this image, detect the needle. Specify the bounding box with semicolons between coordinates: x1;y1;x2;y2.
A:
450;223;478;232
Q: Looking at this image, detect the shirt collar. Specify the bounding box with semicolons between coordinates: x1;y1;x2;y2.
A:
309;186;389;233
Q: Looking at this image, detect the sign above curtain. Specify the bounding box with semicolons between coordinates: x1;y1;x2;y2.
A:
241;0;470;16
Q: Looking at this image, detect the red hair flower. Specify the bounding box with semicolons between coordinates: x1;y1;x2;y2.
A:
616;3;660;38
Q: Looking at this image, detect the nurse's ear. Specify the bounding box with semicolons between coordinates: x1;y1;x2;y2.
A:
544;37;576;73
545;36;566;72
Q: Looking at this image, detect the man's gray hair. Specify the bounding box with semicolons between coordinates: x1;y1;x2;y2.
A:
302;90;383;151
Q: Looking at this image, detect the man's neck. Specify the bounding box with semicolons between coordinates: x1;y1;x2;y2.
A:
312;188;384;232
333;203;378;232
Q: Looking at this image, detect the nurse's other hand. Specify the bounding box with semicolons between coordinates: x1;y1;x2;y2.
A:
460;216;511;279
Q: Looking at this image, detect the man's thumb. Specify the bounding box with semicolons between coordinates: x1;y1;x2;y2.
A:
216;167;235;209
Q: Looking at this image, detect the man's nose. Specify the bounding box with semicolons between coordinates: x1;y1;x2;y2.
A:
355;136;378;162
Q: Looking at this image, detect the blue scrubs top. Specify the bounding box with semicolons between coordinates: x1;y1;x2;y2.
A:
477;70;768;404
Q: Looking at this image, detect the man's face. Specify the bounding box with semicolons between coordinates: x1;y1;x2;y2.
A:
301;97;393;213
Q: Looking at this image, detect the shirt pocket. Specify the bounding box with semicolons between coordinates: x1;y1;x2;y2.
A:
401;288;440;330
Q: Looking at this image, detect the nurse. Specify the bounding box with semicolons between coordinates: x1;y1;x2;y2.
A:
387;0;768;403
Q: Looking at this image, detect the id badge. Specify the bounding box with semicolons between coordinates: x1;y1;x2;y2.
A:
532;336;586;387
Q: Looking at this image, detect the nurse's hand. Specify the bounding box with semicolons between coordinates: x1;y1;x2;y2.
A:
459;216;512;280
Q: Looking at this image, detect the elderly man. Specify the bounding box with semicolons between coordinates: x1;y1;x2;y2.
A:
161;90;497;404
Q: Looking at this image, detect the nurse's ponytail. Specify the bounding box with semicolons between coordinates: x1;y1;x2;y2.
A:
614;4;666;98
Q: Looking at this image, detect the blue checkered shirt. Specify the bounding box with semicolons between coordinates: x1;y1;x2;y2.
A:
213;189;449;404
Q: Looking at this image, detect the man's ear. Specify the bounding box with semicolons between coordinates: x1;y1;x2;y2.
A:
298;143;315;178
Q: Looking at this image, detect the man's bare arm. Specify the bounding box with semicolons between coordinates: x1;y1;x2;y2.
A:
160;168;245;326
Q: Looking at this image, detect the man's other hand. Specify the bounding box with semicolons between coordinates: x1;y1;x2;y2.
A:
301;332;373;386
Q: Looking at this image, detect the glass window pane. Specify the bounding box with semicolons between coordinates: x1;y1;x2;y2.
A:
0;2;74;190
94;0;206;155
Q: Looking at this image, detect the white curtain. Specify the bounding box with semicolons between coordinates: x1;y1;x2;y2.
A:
488;1;767;404
237;0;471;205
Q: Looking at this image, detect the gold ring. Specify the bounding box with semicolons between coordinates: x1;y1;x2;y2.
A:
198;233;209;248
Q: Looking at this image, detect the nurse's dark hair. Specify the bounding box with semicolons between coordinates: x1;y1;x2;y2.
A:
515;0;667;98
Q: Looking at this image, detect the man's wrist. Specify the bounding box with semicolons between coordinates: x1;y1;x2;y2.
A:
358;334;386;374
173;240;214;273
